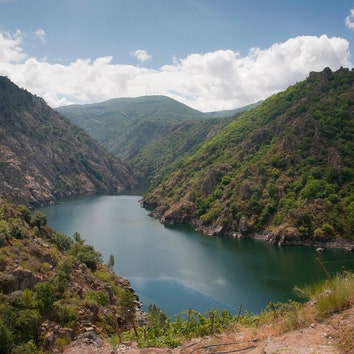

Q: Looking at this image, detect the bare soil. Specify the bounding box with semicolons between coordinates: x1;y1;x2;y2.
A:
63;305;354;354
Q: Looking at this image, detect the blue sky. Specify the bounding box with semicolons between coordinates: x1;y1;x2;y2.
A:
0;0;353;111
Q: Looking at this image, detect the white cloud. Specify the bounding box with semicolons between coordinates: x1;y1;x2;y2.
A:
34;29;47;44
345;9;354;30
0;30;26;64
130;49;152;62
0;32;351;111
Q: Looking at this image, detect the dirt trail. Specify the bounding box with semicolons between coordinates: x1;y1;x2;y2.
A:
64;306;354;354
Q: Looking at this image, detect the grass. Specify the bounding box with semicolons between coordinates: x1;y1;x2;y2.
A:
294;272;354;320
116;272;354;350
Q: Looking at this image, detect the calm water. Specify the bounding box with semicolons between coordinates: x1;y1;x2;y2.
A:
39;194;353;317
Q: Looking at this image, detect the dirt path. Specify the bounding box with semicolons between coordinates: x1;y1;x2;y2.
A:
64;306;354;354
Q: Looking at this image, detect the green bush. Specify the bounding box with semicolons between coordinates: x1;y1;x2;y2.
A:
69;234;102;271
0;319;13;354
10;340;37;354
34;280;56;314
30;211;47;228
56;304;77;328
85;290;109;306
0;272;15;293
52;232;73;251
12;309;40;344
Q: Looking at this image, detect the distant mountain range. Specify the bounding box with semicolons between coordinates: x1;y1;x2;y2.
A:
57;96;257;181
0;76;137;206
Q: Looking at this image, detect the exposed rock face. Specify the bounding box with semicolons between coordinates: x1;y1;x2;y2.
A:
0;76;137;206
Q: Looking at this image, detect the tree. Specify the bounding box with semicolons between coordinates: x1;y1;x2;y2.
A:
30;211;47;228
0;320;13;354
107;254;115;271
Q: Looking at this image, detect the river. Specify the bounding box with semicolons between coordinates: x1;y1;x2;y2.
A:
39;193;353;318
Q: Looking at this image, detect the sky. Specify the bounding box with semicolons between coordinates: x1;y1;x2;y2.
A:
0;0;354;112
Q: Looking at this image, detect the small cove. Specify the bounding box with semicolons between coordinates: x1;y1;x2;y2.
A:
39;193;353;317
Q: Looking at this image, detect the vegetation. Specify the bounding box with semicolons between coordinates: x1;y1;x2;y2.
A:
57;95;256;182
117;272;354;350
0;75;137;207
0;197;138;353
143;68;354;241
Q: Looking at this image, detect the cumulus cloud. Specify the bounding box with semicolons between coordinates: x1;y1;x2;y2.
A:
0;32;351;111
34;29;47;44
131;49;152;62
0;30;26;65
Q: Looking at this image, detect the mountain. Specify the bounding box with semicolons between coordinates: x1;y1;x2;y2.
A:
56;95;205;155
203;101;262;118
0;76;137;207
143;68;354;244
57;96;253;182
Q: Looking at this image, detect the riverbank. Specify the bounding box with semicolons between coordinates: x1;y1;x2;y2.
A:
190;220;354;252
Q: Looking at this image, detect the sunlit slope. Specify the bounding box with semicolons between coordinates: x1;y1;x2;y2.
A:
143;68;354;242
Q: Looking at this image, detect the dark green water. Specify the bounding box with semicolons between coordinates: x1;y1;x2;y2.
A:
39;194;353;317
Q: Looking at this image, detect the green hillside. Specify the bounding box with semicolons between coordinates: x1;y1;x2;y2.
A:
0;197;138;353
143;68;354;243
57;96;252;182
56;95;205;155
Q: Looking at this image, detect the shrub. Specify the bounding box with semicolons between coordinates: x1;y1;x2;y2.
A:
85;290;109;306
294;273;354;319
34;280;56;314
10;340;37;354
12;309;40;344
0;319;13;353
56;304;77;328
69;234;102;271
52;232;73;251
0;272;15;293
0;233;6;247
30;211;47;228
16;205;32;224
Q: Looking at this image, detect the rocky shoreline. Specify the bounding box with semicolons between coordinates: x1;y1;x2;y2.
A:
150;210;354;252
198;225;354;252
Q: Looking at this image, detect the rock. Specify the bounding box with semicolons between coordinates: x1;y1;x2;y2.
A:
10;268;43;291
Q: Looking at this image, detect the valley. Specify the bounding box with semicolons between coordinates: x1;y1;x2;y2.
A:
0;68;353;353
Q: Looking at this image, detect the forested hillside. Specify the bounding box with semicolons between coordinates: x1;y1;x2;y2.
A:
57;96;252;182
0;77;137;206
143;68;354;243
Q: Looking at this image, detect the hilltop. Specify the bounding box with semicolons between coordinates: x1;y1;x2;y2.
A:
0;76;137;207
143;68;354;246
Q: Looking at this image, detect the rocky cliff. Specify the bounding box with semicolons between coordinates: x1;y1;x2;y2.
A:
0;76;137;207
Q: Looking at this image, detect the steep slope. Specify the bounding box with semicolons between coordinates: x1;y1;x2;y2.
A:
0;197;139;353
0;76;137;206
143;68;354;244
120;116;235;181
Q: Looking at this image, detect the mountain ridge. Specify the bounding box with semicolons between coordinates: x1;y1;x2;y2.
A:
57;95;255;182
142;67;354;245
0;76;137;206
